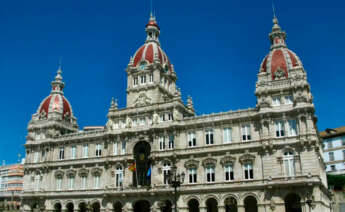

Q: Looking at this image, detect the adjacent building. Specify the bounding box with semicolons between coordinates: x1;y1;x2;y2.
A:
22;12;331;212
0;162;24;209
320;127;345;175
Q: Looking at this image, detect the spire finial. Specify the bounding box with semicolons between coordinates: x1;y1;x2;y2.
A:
51;59;65;94
269;1;287;49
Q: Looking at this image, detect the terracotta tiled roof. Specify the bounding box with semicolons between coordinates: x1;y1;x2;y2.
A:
320;126;345;139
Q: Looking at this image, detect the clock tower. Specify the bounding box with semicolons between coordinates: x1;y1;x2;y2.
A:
126;14;179;108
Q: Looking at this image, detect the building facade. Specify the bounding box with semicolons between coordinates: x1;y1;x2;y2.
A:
0;163;24;210
22;13;331;212
320;127;345;175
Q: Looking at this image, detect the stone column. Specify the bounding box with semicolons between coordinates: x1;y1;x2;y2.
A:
238;205;245;212
218;205;226;212
199;206;207;212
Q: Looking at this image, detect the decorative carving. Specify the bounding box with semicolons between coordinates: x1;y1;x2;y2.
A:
134;93;151;107
66;169;76;177
54;170;64;178
173;108;182;121
239;154;255;164
106;119;115;130
125;117;132;128
274;67;285;80
78;168;89;177
202;158;217;167
91;167;103;176
220;156;236;166
152;112;159;125
184;159;199;169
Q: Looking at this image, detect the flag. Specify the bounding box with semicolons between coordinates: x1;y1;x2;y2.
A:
129;162;136;172
146;166;151;178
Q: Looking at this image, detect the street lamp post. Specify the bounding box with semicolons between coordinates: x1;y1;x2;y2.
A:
168;165;185;212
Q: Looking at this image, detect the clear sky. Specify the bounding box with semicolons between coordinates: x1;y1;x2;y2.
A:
0;0;344;164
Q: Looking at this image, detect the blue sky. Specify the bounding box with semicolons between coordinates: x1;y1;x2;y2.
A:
0;0;344;164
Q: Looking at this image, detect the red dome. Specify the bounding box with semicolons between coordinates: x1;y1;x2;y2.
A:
38;94;73;120
260;48;302;80
132;42;172;72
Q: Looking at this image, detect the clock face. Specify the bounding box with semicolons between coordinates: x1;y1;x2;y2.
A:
139;62;146;70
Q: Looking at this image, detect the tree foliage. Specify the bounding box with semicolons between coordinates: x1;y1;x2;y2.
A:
327;174;345;190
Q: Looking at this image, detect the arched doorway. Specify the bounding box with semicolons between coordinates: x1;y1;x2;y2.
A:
285;193;302;212
113;201;122;212
133;141;151;187
188;199;199;212
162;200;172;212
78;202;87;212
53;203;62;212
244;196;257;212
225;197;237;212
206;198;218;212
66;202;74;212
134;200;150;212
92;202;101;212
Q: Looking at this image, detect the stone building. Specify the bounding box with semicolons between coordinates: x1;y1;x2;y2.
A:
0;162;24;210
22;13;331;212
320;126;345;175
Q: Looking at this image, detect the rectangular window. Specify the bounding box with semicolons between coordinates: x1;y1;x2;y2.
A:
205;129;214;145
81;176;87;189
113;141;118;156
121;141;126;155
68;176;75;190
225;164;234;181
59;147;64;160
41;150;46;162
188;132;196;147
272;96;281;106
330;165;336;171
244;163;253;180
96;144;102;157
159;136;165;150
163;169;171;185
206;166;215;182
140;75;146;84
285;95;293;105
168;113;174;121
329;152;335;161
56;177;62;190
223;128;232;144
115;168;123;187
284;157;295;177
327;141;333;149
71;146;76;159
168;135;174;149
140;117;146;126
160;114;165;122
94;175;100;189
133;76;138;86
82;144;88;158
288;119;298;136
188;168;197;184
275;120;285;137
242;125;251;141
34;151;39;163
149;73;153;83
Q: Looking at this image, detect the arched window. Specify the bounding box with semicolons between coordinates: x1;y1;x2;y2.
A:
92;202;101;212
163;161;171;185
115;165;123;187
206;198;218;212
68;175;75;190
53;203;62;212
188;199;199;212
285;193;302;212
244;196;257;212
224;197;237;212
78;202;87;212
56;175;62;190
283;151;295;176
66;202;74;212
